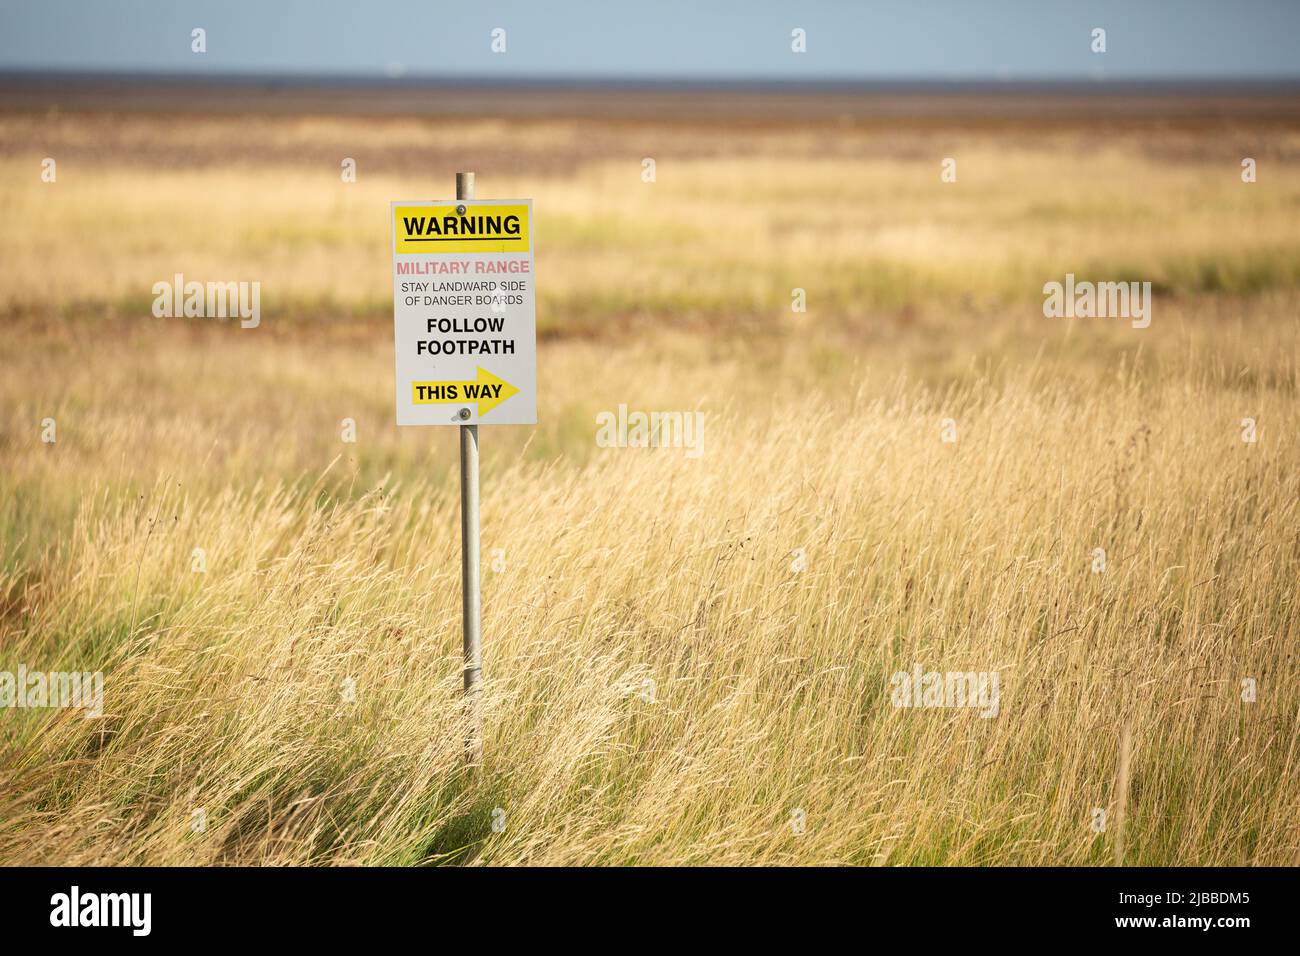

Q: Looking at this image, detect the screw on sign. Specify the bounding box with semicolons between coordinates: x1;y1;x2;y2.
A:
391;173;538;765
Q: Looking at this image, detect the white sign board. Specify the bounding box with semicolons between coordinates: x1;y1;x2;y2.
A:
391;199;537;425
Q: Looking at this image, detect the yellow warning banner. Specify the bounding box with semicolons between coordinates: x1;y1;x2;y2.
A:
394;203;531;255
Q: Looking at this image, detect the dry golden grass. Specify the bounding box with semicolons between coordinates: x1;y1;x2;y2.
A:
0;108;1297;865
4;114;1298;324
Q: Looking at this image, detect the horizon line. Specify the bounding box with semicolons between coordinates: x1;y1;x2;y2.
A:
4;69;1300;92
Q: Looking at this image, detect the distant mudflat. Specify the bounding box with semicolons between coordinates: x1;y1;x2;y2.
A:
2;72;1299;125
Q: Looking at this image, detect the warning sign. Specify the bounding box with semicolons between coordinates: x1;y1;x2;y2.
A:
391;199;537;425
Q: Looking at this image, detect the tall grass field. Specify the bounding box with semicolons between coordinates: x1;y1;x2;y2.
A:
1;108;1297;865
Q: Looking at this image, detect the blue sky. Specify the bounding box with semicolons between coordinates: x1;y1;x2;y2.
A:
2;0;1298;80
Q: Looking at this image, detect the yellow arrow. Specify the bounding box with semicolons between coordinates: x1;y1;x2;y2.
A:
411;367;520;416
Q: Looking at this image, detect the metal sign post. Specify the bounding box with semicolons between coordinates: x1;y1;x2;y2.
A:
390;171;538;768
457;171;483;767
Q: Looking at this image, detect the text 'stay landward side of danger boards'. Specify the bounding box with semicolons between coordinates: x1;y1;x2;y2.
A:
391;199;537;426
